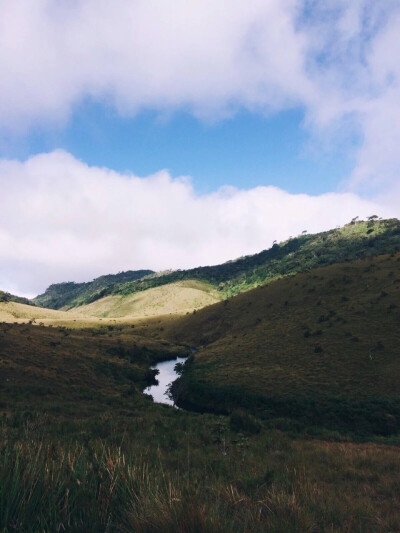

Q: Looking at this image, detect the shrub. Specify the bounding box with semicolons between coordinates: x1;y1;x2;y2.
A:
230;410;262;434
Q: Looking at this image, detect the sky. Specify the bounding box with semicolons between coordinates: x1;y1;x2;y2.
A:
0;0;399;297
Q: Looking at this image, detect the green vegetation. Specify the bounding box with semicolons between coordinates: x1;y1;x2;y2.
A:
0;290;34;306
74;280;221;319
99;218;400;302
2;219;400;530
33;218;400;313
33;269;154;310
166;252;400;437
2;413;400;532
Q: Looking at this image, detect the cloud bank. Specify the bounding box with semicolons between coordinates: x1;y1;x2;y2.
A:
0;0;399;197
1;2;399;294
0;151;393;296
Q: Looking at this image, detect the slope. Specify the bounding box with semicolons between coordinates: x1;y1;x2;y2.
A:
99;217;400;300
32;218;400;312
73;280;220;318
0;318;187;418
0;290;35;306
1;323;400;532
0;301;79;323
159;252;400;435
33;269;154;309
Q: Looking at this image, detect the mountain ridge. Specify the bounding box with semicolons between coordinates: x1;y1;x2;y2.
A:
33;217;400;312
33;269;154;309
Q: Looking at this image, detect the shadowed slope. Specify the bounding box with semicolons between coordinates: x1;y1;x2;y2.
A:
164;253;400;435
0;320;186;417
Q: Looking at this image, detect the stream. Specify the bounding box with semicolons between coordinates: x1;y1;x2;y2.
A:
145;356;188;406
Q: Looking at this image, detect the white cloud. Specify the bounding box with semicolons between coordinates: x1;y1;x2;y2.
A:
0;1;399;295
0;151;394;296
0;0;310;128
0;0;399;198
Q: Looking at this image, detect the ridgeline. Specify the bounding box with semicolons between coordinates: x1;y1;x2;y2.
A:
32;218;400;312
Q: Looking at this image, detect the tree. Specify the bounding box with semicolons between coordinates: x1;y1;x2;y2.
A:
0;291;11;303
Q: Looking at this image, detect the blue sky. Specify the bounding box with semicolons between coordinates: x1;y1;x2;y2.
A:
3;104;352;196
0;1;399;296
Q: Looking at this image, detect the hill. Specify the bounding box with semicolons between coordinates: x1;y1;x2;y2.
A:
2;253;400;531
33;269;154;309
73;279;220;318
0;281;220;325
0;318;187;418
33;218;400;313
0;301;75;323
0;289;35;306
157;252;400;436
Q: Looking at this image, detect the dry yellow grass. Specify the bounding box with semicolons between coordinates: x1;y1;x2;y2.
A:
0;279;219;328
0;302;79;323
72;280;220;319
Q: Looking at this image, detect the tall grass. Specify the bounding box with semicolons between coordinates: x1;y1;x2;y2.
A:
1;415;399;532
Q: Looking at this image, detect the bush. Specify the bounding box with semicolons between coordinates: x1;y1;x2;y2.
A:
230;410;262;434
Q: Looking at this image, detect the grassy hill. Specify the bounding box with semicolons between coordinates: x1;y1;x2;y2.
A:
0;301;80;323
0;318;187;418
32;218;400;315
95;217;400;299
33;269;154;309
1;253;400;530
157;252;400;436
73;280;221;319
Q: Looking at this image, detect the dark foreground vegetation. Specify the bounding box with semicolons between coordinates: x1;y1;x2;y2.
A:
2;409;400;532
0;309;399;531
163;252;400;438
0;311;399;531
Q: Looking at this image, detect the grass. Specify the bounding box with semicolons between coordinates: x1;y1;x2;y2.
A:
0;321;187;418
1;241;400;530
31;218;400;311
1;412;400;532
73;280;221;319
156;253;400;435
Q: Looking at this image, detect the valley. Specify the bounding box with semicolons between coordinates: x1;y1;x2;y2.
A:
1;218;400;531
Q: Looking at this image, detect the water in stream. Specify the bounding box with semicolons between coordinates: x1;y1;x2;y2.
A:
145;356;187;406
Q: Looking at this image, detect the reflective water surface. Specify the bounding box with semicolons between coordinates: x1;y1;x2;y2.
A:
145;356;188;406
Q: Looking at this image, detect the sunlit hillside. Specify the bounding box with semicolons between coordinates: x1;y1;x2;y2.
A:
72;280;221;319
0;301;77;323
32;218;400;311
0;280;220;326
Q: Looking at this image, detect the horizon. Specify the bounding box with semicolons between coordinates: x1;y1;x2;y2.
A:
1;1;400;296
